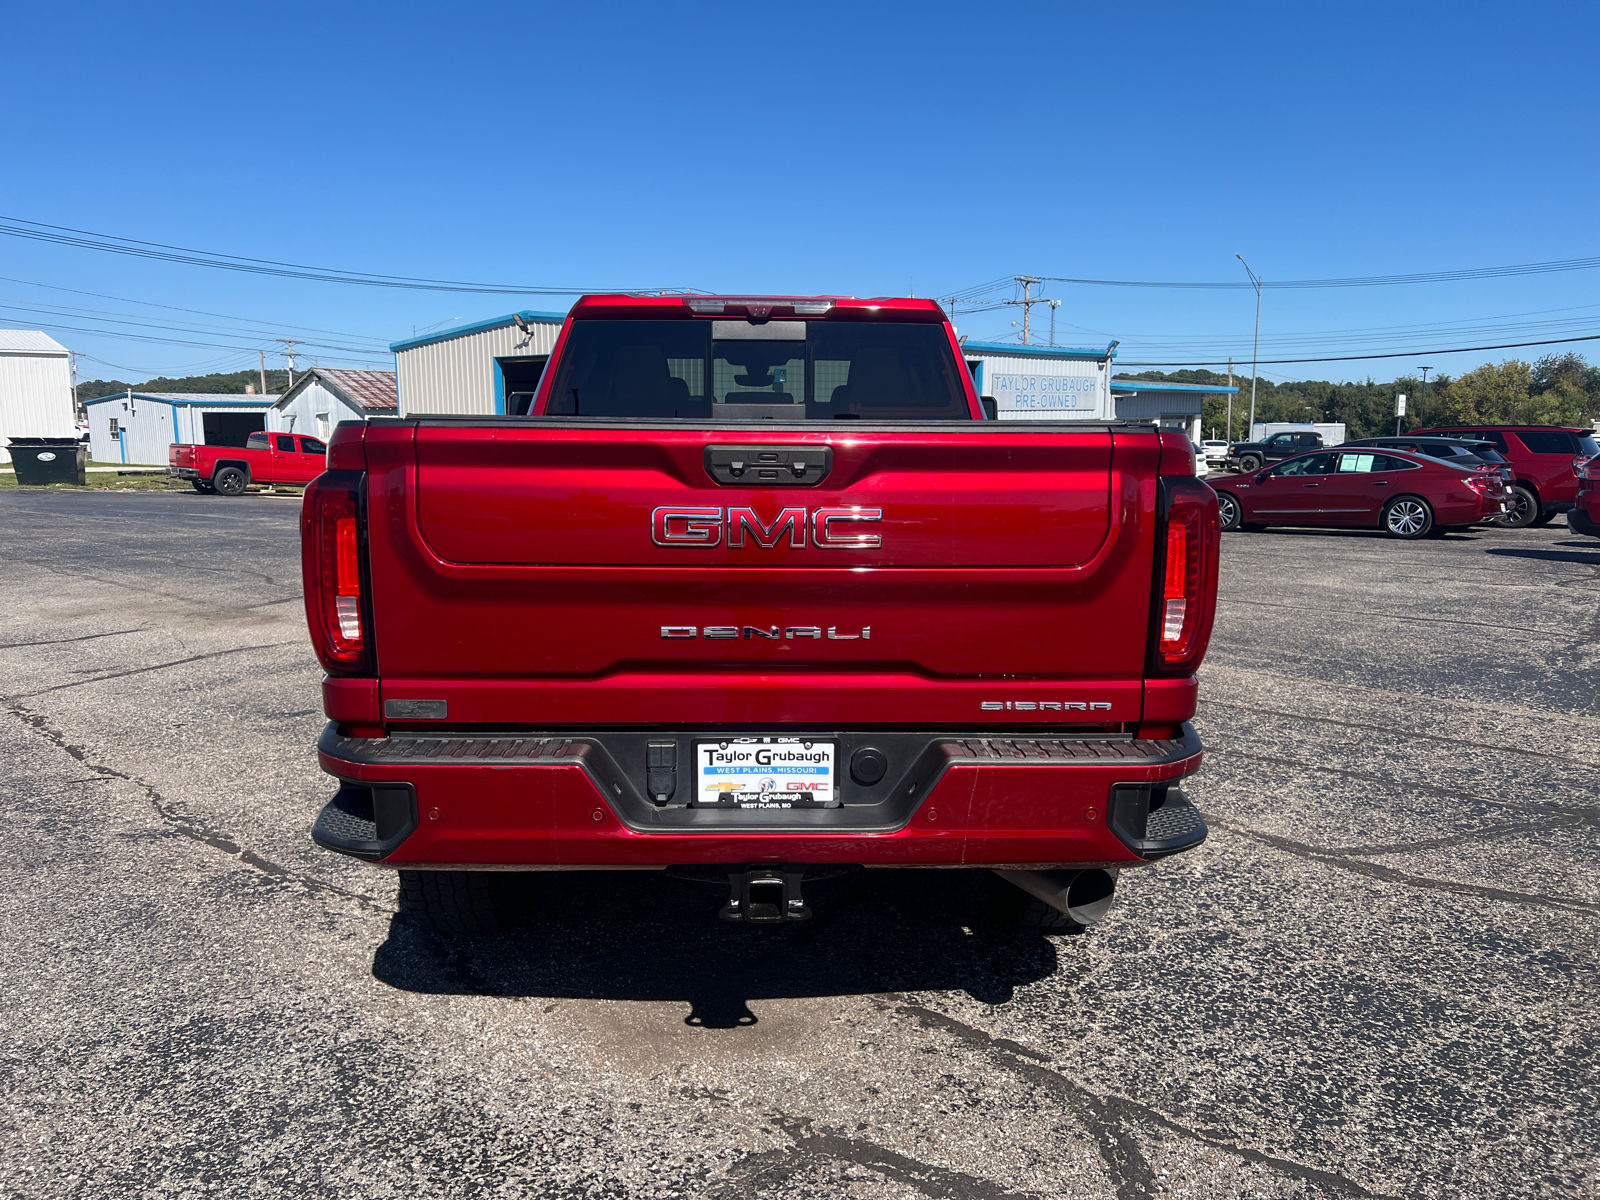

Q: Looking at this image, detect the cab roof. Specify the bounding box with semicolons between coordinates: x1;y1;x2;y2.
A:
568;294;948;323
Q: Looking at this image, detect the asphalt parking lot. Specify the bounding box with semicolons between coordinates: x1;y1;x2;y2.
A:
2;488;1597;1199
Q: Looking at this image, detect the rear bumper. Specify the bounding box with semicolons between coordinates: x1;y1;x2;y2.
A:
168;466;199;480
1568;507;1600;537
312;722;1207;869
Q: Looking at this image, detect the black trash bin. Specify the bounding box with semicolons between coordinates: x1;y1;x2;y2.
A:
8;438;88;486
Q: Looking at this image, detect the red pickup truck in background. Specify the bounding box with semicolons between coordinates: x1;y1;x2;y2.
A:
300;295;1220;934
170;431;327;495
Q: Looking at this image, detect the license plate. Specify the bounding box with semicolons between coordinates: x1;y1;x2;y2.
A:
694;738;837;809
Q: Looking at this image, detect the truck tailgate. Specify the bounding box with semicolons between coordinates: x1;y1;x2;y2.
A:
365;422;1161;724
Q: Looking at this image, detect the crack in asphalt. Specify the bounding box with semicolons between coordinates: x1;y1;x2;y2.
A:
0;628;147;650
1323;815;1593;857
1207;746;1600;821
880;997;1399;1200
1197;697;1593;764
709;1115;1041;1198
16;641;301;696
1;695;384;914
1209;818;1600;915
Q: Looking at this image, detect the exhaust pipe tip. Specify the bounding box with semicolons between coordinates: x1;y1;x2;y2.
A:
995;868;1118;927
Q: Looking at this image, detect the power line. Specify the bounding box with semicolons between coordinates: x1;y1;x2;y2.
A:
0;274;390;342
1117;331;1600;368
0;299;389;356
0;214;693;296
1041;256;1600;290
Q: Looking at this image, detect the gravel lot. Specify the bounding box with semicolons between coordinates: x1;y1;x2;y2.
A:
2;488;1596;1199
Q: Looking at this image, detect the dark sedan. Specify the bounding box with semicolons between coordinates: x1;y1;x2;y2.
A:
1210;447;1508;539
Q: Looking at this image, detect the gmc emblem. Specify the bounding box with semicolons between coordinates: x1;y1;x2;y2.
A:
652;506;883;549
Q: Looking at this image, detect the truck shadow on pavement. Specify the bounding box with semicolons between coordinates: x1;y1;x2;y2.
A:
370;869;1065;1027
1485;542;1600;566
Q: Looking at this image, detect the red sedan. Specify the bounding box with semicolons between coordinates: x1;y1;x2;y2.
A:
1210;447;1508;538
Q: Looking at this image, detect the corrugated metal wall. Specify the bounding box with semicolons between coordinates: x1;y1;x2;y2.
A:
1112;393;1201;420
0;351;75;463
397;320;561;416
269;381;361;438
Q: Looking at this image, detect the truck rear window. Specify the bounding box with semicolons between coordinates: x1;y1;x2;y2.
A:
543;320;970;421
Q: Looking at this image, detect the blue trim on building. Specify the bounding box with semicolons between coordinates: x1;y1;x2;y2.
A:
389;310;569;353
117;428;127;464
960;341;1118;361
1110;380;1238;395
492;358;505;416
83;394;276;408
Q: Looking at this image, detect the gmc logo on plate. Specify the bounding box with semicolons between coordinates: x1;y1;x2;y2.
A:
652;506;883;549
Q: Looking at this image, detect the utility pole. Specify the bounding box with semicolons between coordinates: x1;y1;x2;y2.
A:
258;349;268;397
1048;299;1060;347
1237;255;1263;441
277;338;298;388
1419;366;1432;426
1003;275;1045;345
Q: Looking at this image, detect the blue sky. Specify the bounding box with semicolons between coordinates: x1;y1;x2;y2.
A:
3;1;1597;385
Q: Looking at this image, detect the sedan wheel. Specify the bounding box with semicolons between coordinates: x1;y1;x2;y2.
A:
1383;496;1433;539
1217;491;1242;531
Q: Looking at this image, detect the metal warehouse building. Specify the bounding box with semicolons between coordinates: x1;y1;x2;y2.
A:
0;330;76;464
391;311;565;416
270;368;396;438
83;392;277;465
1109;378;1238;442
960;341;1236;439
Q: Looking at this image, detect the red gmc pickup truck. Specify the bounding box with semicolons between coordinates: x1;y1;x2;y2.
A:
170;431;328;495
301;295;1219;933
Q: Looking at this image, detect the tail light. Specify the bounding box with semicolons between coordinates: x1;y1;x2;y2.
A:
301;471;371;674
1148;477;1220;677
1465;473;1498;496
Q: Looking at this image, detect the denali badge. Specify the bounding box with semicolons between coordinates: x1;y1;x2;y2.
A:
663;625;871;640
981;700;1113;712
652;506;882;549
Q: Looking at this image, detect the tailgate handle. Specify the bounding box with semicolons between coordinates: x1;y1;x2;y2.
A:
706;445;832;487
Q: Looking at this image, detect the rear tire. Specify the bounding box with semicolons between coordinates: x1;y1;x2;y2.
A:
1216;491;1242;531
1382;495;1433;539
212;466;248;497
984;871;1086;933
1529;510;1557;527
1497;485;1538;528
399;869;502;936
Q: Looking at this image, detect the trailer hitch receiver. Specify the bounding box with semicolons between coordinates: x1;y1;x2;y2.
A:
720;867;811;923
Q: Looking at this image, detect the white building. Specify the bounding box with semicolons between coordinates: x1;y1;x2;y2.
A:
270;368;397;438
391;310;565;416
0;330;76;464
962;341;1118;420
82;392;277;465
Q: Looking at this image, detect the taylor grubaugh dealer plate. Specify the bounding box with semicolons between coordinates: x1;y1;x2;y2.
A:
694;738;839;808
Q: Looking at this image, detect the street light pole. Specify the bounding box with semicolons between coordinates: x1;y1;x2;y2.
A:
1237;255;1262;439
1419;366;1431;428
